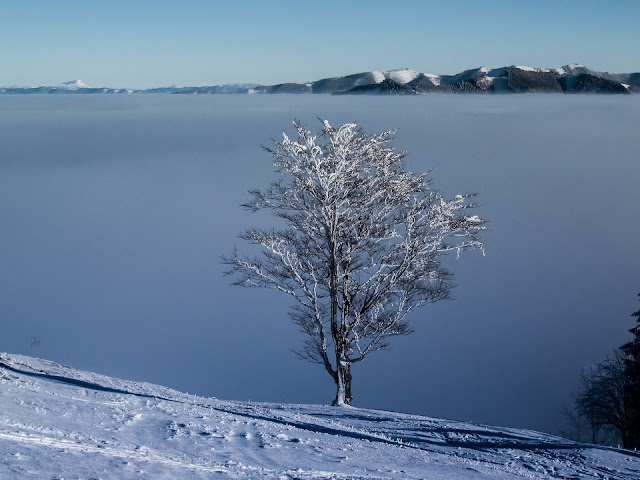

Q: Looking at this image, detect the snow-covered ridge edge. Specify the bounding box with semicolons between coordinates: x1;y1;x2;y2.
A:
2;352;640;479
1;64;638;95
0;352;196;402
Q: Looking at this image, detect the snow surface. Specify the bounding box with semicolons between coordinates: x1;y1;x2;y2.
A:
1;354;639;479
370;71;385;84
514;66;537;72
475;76;494;90
554;64;586;76
386;69;419;85
423;73;441;86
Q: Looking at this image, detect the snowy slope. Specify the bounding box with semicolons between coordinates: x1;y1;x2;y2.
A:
1;354;639;479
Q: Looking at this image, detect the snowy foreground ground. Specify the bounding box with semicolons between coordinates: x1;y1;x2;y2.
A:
1;354;639;479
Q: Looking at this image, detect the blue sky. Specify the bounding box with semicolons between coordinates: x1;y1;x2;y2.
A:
1;0;639;88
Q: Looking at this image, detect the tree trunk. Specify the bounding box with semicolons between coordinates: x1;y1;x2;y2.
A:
332;360;353;406
328;226;349;406
344;362;353;405
621;426;629;449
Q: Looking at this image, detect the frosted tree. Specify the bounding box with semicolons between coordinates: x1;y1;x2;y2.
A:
223;120;485;406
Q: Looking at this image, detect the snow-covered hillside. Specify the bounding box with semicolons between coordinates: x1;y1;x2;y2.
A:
1;354;639;479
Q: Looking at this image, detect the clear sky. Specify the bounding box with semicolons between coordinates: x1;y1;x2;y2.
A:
1;0;639;89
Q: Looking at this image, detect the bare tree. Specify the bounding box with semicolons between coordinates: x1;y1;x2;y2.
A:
560;402;592;444
564;292;640;449
223;120;485;405
561;377;613;445
576;351;634;448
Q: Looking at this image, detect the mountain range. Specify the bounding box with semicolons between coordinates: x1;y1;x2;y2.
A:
1;64;638;95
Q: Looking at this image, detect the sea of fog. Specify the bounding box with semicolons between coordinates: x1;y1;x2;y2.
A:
1;94;638;437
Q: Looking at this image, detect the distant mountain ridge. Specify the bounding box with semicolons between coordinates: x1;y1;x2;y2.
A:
0;79;133;95
2;65;638;95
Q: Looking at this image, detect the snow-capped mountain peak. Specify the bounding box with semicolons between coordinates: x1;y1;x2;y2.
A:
58;80;91;90
385;68;420;84
514;65;540;72
554;64;587;76
369;71;385;83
